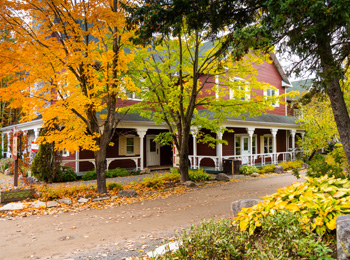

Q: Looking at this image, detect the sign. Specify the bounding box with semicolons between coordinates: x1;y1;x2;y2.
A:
12;136;18;160
31;141;39;153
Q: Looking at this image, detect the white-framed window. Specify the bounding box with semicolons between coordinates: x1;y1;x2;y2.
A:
265;88;279;107
61;150;70;157
229;78;250;101
126;137;135;154
118;135;140;156
263;135;273;153
234;134;257;155
126;89;142;100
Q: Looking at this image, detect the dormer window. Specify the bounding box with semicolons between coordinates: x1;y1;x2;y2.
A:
265;88;279;107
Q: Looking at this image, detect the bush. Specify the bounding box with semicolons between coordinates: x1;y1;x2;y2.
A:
157;211;334;260
60;166;77;182
106;168;129;178
82;170;97;181
279;160;303;171
0;158;13;174
170;168;212;182
140;173;165;188
307;154;344;178
31;133;61;183
239;165;258;175
107;182;123;191
35;184;96;201
130;170;141;176
235;175;350;236
258;164;275;174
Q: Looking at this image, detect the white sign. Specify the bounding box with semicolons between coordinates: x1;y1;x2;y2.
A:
31;142;39;153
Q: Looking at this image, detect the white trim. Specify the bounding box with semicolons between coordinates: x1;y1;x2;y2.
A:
282;81;292;88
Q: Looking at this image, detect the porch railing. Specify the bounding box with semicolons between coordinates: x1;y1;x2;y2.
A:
190;150;298;170
61;156;141;172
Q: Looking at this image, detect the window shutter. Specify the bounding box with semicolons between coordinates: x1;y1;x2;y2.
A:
134;137;140;155
119;136;126;156
260;136;264;154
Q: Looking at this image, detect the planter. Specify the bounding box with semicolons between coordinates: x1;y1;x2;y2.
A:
0;189;34;204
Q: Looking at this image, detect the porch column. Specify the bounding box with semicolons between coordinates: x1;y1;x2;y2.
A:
247;127;255;165
271;129;278;164
75;151;80;173
1;132;3;158
290;130;296;161
216;132;223;170
34;128;40;140
190;127;198;169
137;129;147;170
7;133;10;158
300;132;305;138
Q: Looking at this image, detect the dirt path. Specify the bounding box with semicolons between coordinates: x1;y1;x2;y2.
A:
0;174;301;260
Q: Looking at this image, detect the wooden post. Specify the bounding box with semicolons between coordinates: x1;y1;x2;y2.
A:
12;130;18;187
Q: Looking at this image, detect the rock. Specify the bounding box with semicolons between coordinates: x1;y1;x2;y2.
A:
337;215;350;260
251;172;259;177
92;196;110;202
274;166;284;174
183;181;196;187
46;201;58;208
302;163;309;169
231;199;263;217
4;169;11;175
141;168;151;175
58;198;72;205
215;173;230;182
118;190;137;198
31;201;46;208
77;198;89;203
0;202;24;212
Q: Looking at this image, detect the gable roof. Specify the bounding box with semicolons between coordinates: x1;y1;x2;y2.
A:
287;79;314;101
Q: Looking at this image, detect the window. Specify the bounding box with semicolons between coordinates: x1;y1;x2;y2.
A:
126;89;142;100
265;88;279;107
126;137;134;154
118;136;140;156
235;135;257;155
264;135;273;153
61;150;69;157
235;136;241;155
229;78;250;101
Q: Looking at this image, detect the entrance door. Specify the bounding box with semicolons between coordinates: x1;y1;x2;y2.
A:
241;136;249;165
146;135;160;166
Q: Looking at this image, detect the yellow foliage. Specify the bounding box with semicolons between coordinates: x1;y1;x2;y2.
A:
235;176;350;236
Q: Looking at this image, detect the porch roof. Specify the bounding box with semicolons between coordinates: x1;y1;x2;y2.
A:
113;111;299;127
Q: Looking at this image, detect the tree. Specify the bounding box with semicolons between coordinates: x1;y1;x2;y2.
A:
131;29;284;182
0;0;137;193
128;0;350;166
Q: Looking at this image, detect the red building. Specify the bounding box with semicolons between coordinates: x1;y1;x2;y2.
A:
0;53;304;173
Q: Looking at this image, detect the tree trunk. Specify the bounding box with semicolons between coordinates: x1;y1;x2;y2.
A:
326;80;350;164
95;146;107;194
178;124;191;183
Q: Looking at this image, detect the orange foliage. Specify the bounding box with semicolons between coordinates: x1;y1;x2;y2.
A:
0;0;136;153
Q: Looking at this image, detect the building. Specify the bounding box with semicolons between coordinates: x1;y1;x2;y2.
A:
0;54;304;173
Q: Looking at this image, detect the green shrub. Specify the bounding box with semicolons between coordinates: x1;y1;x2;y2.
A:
170;168;212;182
82;170;97;181
0;158;13;174
31;132;62;183
107;182;123;191
307;154;344;178
239;165;258;175
140;173;165;188
130;170;141;176
60;166;77;182
157;211;334;260
258;164;275;174
106;167;129;178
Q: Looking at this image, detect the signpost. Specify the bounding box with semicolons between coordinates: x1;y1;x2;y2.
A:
12;130;18;187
